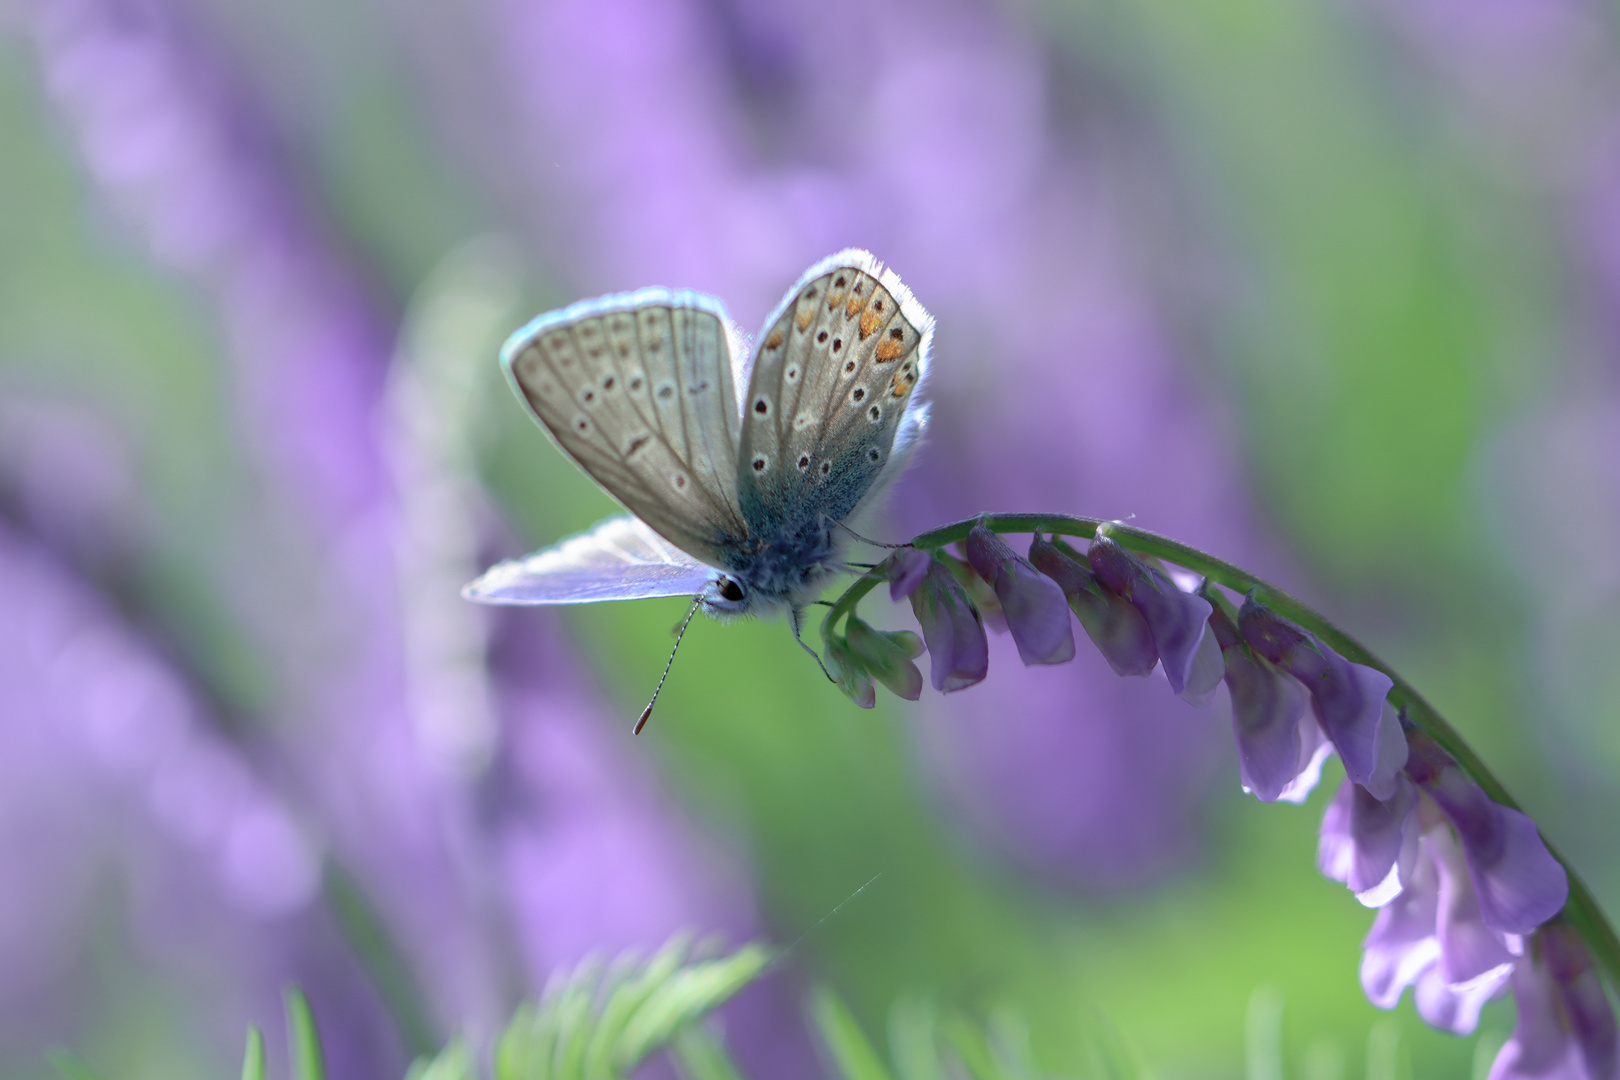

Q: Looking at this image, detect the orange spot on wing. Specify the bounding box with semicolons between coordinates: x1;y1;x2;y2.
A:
846;293;867;318
874;338;903;362
889;370;917;397
795;308;813;332
859;310;884;339
766;330;784;350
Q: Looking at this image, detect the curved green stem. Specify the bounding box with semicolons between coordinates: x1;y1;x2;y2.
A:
823;512;1620;992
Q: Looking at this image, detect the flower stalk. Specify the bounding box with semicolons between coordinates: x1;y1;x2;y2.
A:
819;512;1620;1004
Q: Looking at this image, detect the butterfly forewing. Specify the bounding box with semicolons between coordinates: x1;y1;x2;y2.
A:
737;254;931;532
504;290;748;566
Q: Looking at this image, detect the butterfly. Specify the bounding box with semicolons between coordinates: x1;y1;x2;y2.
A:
463;249;933;644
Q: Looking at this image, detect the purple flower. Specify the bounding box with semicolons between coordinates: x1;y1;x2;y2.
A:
1206;602;1327;802
845;618;925;702
907;560;989;693
966;525;1075;667
1404;730;1569;936
1238;600;1405;800
1490;925;1618;1080
1087;535;1219;701
1028;535;1157;677
885;547;933;602
1319;775;1420;905
1360;824;1517;1036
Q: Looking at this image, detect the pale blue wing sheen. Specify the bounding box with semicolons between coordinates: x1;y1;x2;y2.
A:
463;515;715;605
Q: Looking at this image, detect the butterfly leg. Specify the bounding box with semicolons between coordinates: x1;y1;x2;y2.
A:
790;606;834;682
821;513;907;551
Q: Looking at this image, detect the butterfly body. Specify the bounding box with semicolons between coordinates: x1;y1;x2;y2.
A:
466;250;933;620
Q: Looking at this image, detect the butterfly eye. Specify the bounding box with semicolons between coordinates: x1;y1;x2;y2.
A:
718;578;745;603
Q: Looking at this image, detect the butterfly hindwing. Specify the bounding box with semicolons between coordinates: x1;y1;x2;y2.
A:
462;515;715;604
503;289;749;566
736;251;933;535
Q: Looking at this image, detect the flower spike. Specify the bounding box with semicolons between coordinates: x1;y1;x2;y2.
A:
812;511;1618;1034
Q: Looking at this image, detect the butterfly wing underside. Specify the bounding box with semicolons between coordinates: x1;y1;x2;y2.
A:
736;251;933;533
501;289;749;568
462;515;715;604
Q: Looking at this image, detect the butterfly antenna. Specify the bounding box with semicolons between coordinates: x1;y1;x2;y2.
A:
823;514;906;550
635;595;703;735
790;606;834;682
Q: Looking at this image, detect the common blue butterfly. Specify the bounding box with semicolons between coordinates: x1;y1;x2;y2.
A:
464;250;933;636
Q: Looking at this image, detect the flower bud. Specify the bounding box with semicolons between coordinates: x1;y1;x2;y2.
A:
824;632;875;709
907;560;989;693
884;547;933;601
1238;598;1405;800
1318;774;1419;905
845;617;925;701
965;524;1075;667
1403;729;1567;936
1490;925;1617;1080
1207;602;1323;802
1028;535;1157;677
1087;535;1216;699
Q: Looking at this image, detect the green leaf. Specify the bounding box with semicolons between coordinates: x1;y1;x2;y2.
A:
493;937;771;1080
808;987;896;1080
939;1012;1009;1080
887;996;946;1080
241;1026;266;1080
671;1025;747;1080
1081;1011;1154;1080
285;987;327;1080
549;956;602;1080
44;1051;104;1080
406;1037;477;1080
585;947;677;1080
985;1009;1038;1080
496;1003;554;1080
612;944;771;1069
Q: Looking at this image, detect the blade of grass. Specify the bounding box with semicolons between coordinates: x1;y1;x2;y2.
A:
285;988;327;1080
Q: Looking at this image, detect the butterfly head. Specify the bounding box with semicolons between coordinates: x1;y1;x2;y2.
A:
698;572;753;618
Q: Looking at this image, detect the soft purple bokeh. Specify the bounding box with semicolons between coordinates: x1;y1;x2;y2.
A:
0;516;405;1072
22;0;781;1067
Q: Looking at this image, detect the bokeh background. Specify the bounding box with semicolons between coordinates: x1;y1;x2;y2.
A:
2;0;1618;1076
